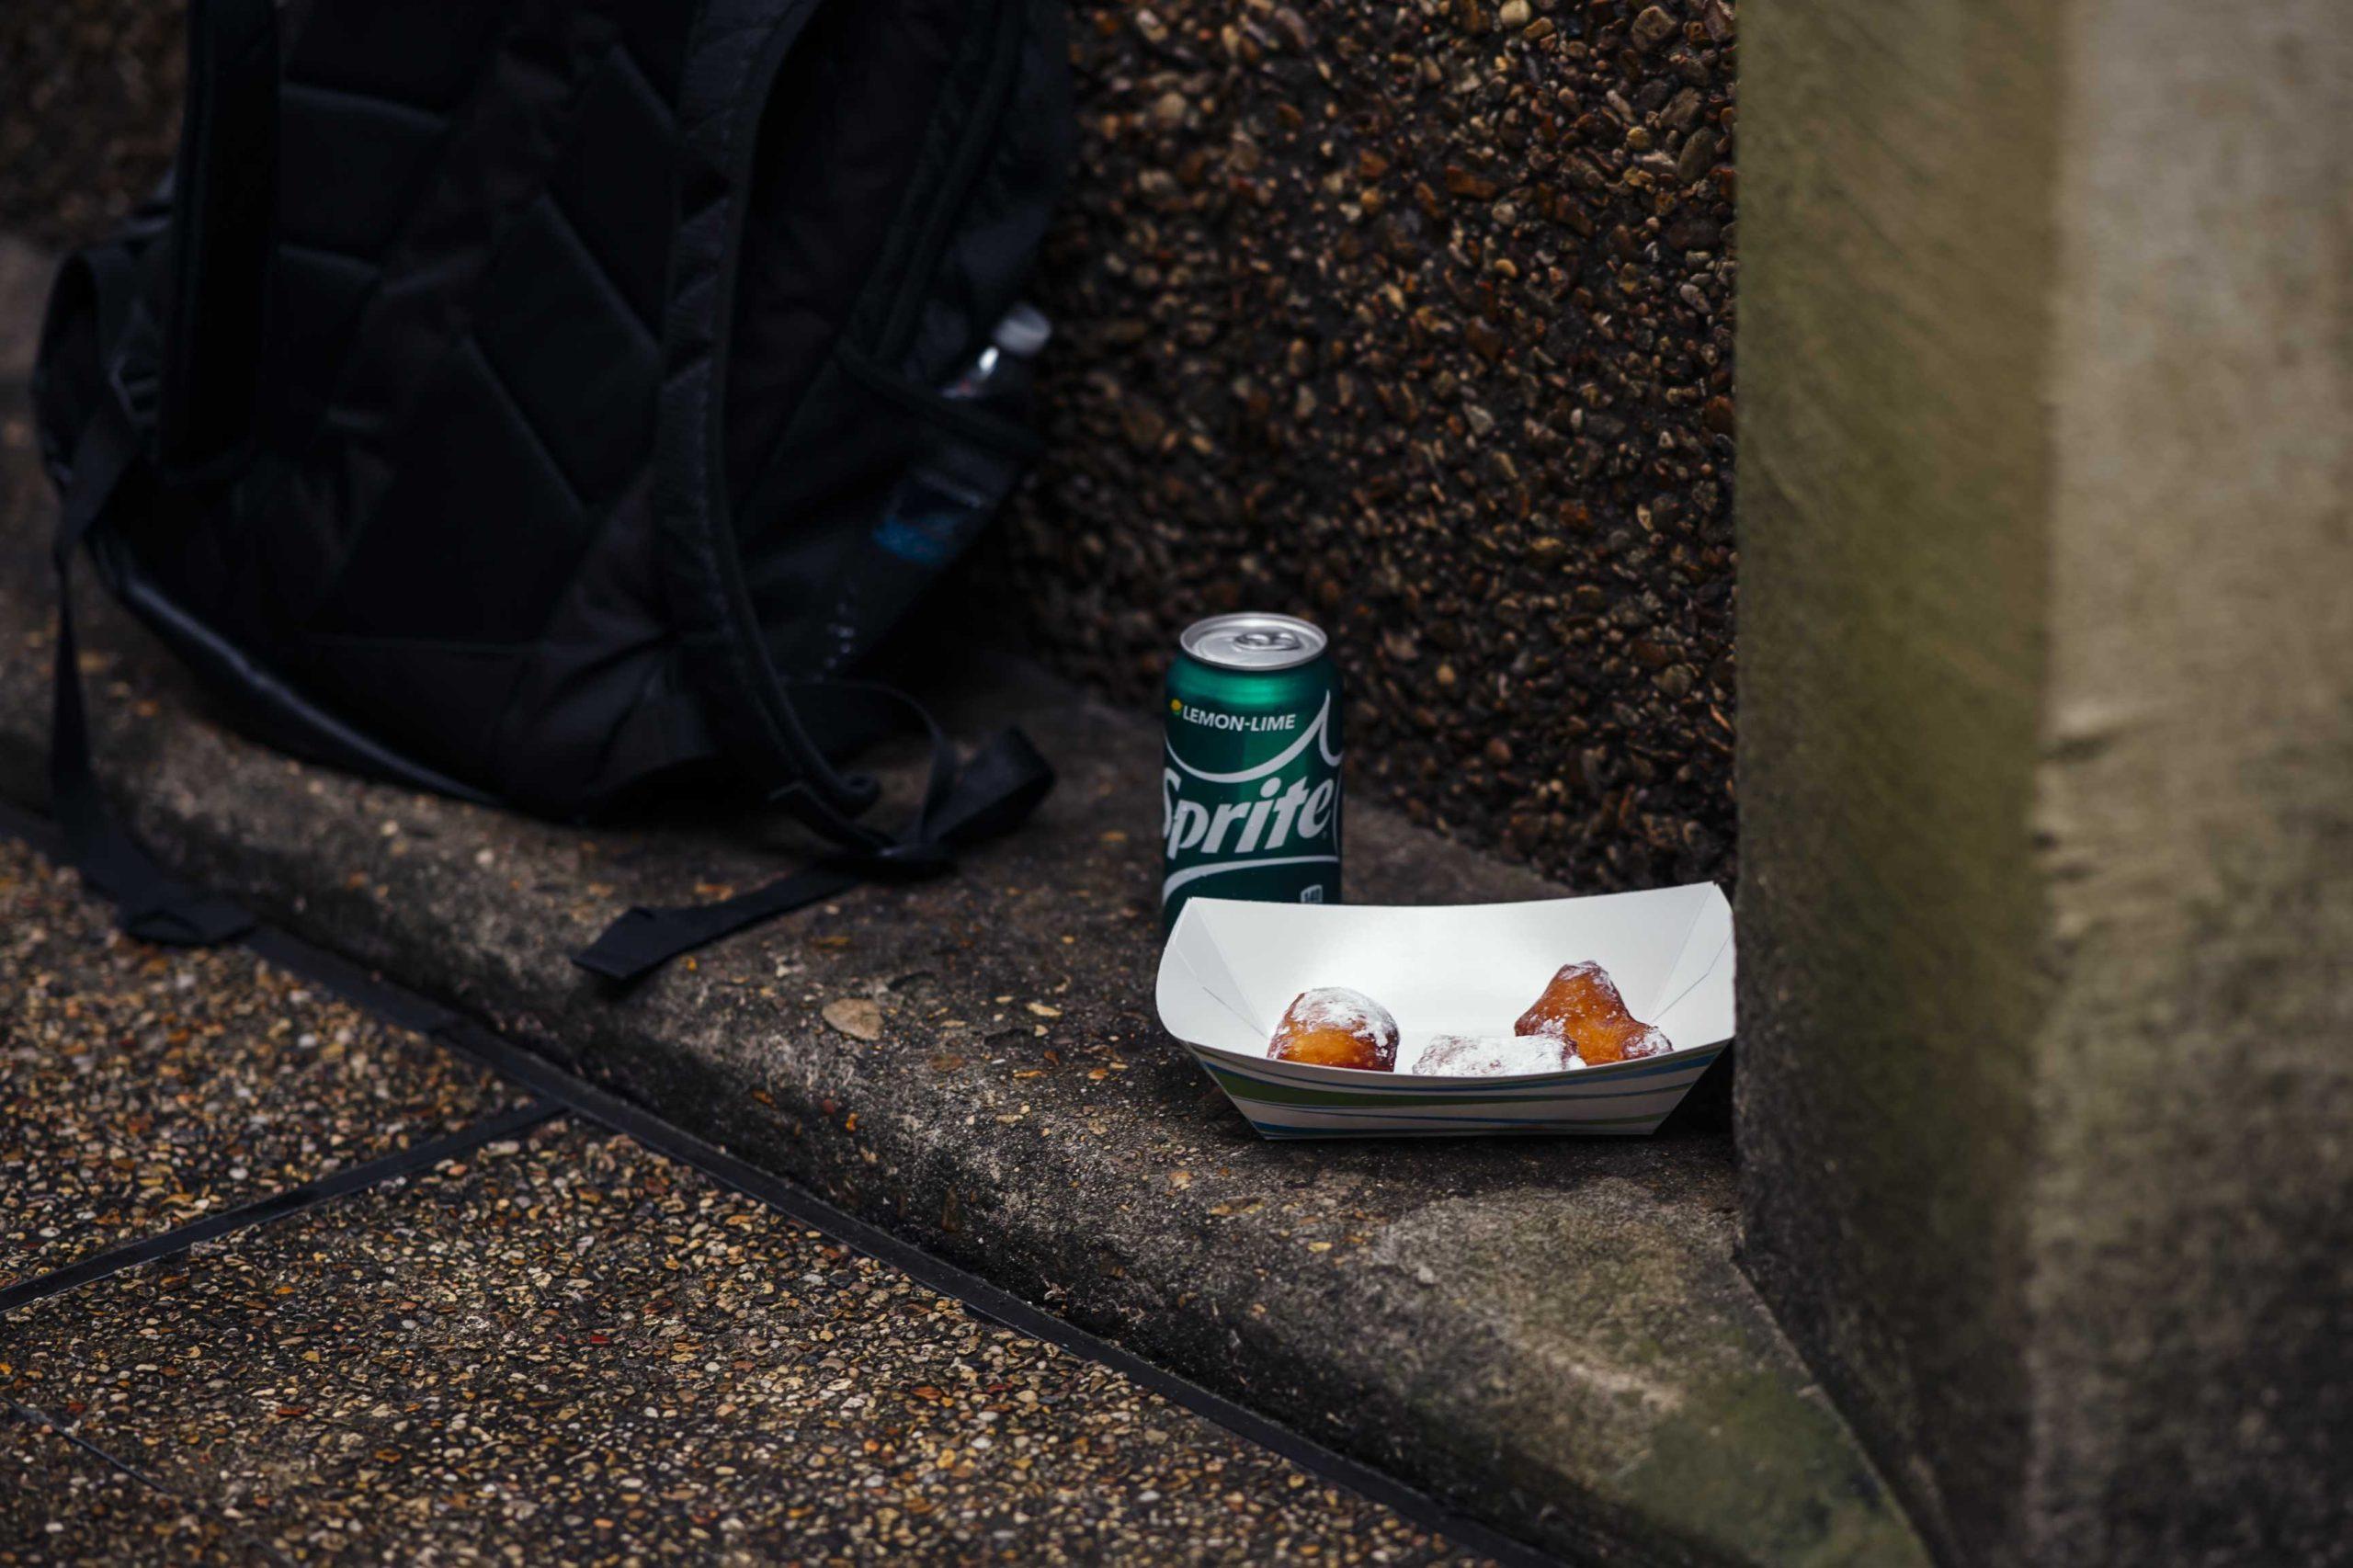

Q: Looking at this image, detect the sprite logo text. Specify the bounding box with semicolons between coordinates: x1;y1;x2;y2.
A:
1163;770;1336;858
1161;692;1343;908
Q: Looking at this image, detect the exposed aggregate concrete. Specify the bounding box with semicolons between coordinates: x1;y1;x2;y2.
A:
0;1413;257;1568
0;0;182;250
0;845;1488;1564
982;0;1740;892
4;1125;1489;1564
0;835;523;1288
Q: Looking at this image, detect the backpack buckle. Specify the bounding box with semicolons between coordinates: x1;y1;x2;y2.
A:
107;346;162;433
103;294;166;436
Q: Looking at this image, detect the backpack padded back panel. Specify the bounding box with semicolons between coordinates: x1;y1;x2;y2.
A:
79;0;1068;818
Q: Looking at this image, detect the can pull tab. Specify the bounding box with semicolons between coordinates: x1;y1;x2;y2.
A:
1232;630;1303;654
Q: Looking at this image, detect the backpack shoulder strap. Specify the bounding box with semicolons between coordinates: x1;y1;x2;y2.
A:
31;0;278;946
583;0;1056;983
156;0;278;479
655;0;888;846
573;687;1054;983
39;244;253;946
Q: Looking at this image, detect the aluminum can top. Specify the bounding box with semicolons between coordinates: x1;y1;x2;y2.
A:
1177;613;1328;673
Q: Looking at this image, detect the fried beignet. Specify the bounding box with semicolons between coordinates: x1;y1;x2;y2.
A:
1513;960;1672;1065
1408;1033;1578;1077
1268;987;1400;1072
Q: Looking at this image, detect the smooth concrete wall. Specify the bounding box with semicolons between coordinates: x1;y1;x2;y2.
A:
1739;0;2351;1562
2029;2;2353;1561
1736;0;2060;1557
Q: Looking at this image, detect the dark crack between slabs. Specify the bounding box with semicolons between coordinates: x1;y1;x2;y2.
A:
4;1395;299;1568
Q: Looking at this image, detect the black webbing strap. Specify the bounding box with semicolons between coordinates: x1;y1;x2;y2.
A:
33;0;278;949
573;708;1054;984
49;397;255;947
157;0;278;477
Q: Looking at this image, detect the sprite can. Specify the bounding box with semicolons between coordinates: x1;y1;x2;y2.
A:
1162;612;1343;928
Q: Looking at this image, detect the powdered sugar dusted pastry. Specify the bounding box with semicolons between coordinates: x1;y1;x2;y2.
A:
1513;960;1672;1065
1408;1033;1580;1077
1267;987;1400;1072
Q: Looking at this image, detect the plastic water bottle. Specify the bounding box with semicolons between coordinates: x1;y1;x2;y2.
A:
817;306;1052;672
865;304;1051;574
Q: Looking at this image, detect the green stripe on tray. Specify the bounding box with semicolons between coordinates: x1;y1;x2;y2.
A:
1201;1062;1697;1109
1240;1101;1670;1128
1255;1123;1656;1139
1203;1047;1721;1096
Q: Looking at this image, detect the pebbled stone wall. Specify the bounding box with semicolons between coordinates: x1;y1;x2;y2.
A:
0;0;183;250
0;0;1742;892
981;0;1740;890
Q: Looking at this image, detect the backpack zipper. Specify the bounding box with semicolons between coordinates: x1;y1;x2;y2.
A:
872;0;1029;367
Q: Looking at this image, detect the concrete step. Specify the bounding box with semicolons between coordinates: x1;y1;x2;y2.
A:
0;238;1923;1567
0;833;1500;1562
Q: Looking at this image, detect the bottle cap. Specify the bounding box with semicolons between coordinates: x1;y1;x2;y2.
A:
992;303;1052;358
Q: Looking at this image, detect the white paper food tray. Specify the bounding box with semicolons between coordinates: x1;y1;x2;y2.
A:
1154;884;1734;1139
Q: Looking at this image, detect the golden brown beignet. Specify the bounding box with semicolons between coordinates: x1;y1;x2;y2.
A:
1512;961;1672;1065
1267;987;1400;1072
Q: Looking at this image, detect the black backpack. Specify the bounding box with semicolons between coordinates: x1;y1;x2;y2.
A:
34;0;1072;979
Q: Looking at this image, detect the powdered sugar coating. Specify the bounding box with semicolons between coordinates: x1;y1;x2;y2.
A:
1407;1033;1580;1078
1513;960;1622;1040
1620;1025;1674;1061
1281;987;1398;1046
1267;986;1401;1070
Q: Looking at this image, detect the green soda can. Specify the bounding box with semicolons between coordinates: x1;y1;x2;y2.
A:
1162;613;1343;928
